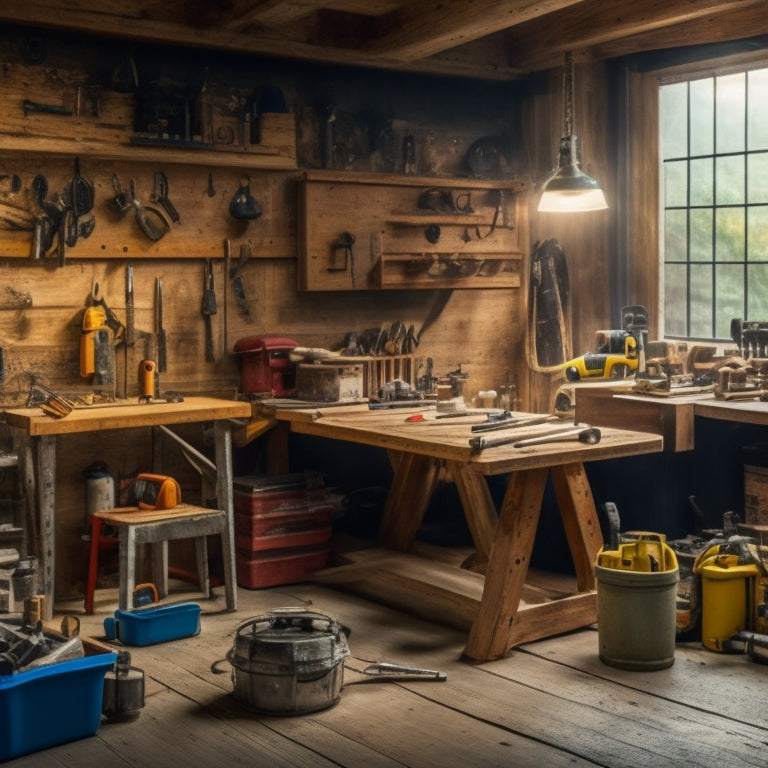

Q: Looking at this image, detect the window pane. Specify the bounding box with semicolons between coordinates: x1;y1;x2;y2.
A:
690;264;713;337
747;263;768;317
664;210;687;261
716;73;745;154
715;208;745;262
748;206;768;260
747;152;768;203
690;77;714;156
664;263;687;336
690;209;713;261
664;160;688;206
748;68;768;151
689;158;712;205
716;155;744;205
660;82;688;159
715;263;744;338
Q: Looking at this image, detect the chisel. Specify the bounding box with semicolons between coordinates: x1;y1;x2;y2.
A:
125;263;135;347
155;277;167;373
201;259;217;362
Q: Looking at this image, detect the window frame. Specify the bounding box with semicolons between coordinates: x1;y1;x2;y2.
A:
628;48;768;344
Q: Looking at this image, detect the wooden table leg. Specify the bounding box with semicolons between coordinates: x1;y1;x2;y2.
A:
447;460;497;565
550;462;602;591
464;466;549;662
33;435;56;621
378;450;442;551
214;420;237;611
463;461;602;663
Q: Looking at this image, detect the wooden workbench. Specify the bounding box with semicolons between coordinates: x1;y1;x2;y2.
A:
574;383;713;452
2;396;252;619
259;403;663;662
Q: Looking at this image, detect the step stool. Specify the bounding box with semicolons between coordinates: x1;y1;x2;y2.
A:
85;504;236;614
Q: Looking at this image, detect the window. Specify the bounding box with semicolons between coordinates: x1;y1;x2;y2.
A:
660;66;768;341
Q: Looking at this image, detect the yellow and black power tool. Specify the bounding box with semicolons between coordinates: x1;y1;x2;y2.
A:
80;305;115;389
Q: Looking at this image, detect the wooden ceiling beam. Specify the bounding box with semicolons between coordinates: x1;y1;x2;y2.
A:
591;4;768;64
217;1;326;32
501;0;768;68
363;0;588;61
0;0;525;80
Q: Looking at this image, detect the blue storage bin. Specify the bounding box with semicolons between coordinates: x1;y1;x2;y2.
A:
103;602;201;646
0;649;117;762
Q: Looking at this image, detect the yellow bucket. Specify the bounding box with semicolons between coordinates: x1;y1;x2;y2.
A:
597;531;678;573
595;531;679;670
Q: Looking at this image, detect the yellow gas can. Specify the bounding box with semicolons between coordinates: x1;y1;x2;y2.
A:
696;553;759;652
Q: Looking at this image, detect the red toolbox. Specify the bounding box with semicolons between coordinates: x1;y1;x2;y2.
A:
233;472;334;588
233;472;326;513
235;503;334;552
236;545;330;589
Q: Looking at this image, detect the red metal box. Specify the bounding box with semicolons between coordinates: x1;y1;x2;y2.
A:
236;545;330;589
235;503;334;552
232;335;298;396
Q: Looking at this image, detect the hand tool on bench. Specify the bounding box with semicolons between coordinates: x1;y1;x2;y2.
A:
201;258;217;362
155;277;167;373
513;426;601;448
469;424;600;452
470;413;559;433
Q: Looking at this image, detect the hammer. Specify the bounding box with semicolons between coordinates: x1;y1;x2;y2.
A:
469;424;600;452
514;426;601;448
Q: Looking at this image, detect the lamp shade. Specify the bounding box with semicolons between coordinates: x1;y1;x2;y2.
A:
538;135;608;213
537;52;608;214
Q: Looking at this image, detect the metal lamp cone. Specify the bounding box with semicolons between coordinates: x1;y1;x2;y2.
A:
538;53;608;213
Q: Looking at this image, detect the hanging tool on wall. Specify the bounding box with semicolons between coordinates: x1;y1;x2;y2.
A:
201;259;217;362
125;263;135;348
229;243;253;322
150;171;180;223
59;157;96;266
80;304;115;393
155;277;167;373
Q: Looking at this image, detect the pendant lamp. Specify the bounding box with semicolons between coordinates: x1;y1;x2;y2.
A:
538;52;608;213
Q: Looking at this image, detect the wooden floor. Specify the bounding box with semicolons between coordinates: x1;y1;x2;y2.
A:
5;577;768;768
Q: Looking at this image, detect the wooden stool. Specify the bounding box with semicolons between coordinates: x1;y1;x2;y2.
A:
85;504;236;614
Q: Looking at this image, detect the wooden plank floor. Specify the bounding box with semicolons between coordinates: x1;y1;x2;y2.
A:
4;580;768;768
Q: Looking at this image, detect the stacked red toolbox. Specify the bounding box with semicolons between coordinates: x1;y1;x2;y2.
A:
233;472;334;588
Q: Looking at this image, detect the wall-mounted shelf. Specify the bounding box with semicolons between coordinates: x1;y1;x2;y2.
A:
0;62;298;260
0;64;297;171
297;171;529;291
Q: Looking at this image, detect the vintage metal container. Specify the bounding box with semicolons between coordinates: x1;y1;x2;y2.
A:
226;608;349;715
232;335;298;396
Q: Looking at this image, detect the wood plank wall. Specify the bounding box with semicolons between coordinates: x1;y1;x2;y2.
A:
0;27;616;598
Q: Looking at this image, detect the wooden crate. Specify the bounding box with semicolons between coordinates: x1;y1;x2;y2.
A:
320;354;416;399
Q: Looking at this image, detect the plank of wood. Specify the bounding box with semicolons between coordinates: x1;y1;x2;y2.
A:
2;396;252;436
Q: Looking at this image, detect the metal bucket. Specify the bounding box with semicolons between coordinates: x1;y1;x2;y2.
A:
226;608;349;715
596;533;680;671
